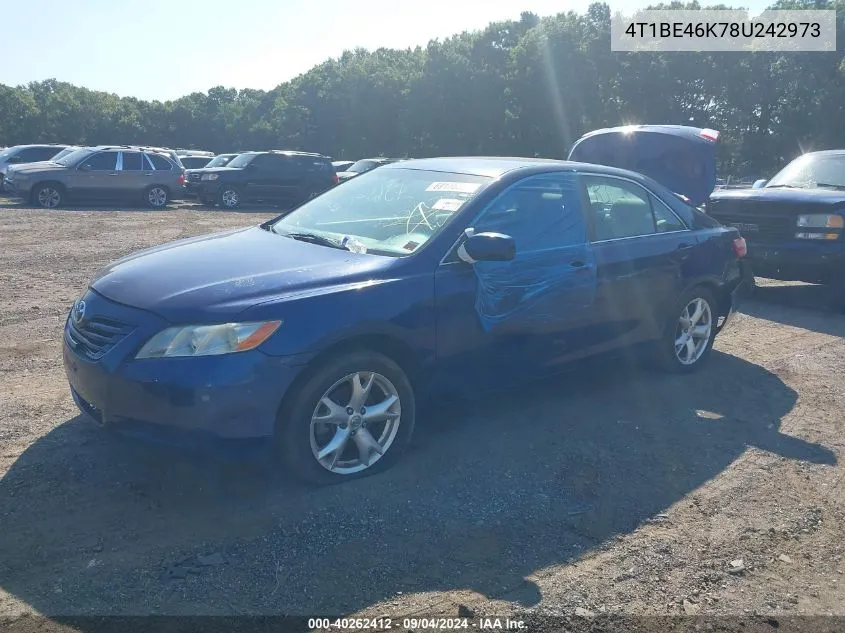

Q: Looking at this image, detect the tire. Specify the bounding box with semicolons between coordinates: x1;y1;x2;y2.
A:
145;185;169;209
655;286;718;373
277;350;416;485
218;186;241;210
32;182;64;209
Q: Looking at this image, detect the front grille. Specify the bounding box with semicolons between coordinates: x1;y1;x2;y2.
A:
66;314;133;360
707;200;799;241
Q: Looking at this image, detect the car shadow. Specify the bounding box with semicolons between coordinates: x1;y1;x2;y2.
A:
0;351;835;622
740;279;845;337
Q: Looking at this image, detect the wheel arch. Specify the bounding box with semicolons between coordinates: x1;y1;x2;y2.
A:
274;333;424;426
30;180;65;205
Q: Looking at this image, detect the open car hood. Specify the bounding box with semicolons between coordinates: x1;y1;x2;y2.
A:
568;125;719;207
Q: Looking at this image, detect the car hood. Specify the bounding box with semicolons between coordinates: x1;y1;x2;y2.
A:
90;226;392;322
568;125;719;207
710;187;845;205
6;161;64;175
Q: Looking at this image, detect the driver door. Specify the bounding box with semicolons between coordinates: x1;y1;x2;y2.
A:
433;172;598;392
66;151;120;201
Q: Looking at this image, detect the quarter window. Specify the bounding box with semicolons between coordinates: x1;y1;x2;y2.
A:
651;195;687;232
146;153;173;170
583;176;656;241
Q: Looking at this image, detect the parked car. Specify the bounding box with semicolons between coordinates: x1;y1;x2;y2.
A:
5;145;185;209
336;157;402;182
176;149;215;157
62;126;747;484
3;146;82;193
180;155;215;169
332;160;355;172
0;144;71;189
192;150;338;209
184;153;241;197
706;150;845;303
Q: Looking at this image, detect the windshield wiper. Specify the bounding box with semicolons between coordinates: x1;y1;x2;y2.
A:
766;184;801;189
815;183;845;191
278;231;349;251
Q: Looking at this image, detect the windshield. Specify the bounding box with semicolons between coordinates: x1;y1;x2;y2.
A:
205;154;236;168
348;159;381;173
228;153;256;168
271;168;491;256
50;148;76;161
55;148;95;166
766;154;845;190
0;149;14;160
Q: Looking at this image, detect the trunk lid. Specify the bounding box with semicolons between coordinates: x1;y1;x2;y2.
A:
568;125;719;207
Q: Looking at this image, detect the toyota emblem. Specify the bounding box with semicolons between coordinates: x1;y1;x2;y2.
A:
73;299;86;324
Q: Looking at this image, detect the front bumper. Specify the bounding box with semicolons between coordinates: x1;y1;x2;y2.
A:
745;240;845;284
62;291;309;440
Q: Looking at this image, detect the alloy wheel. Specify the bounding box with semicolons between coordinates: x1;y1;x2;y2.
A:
674;297;712;365
221;189;239;208
309;371;402;475
37;187;61;209
148;187;167;207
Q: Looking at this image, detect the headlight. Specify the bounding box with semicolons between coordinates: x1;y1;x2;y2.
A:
200;173;219;181
136;320;282;358
796;213;844;228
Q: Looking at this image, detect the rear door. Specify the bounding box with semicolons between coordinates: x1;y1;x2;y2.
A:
581;174;691;346
116;151;149;200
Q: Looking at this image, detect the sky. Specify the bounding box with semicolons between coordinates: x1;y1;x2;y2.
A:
1;0;771;102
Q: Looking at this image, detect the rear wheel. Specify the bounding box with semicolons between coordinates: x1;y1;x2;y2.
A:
277;351;415;485
145;185;169;209
655;287;718;373
33;183;64;209
218;186;241;210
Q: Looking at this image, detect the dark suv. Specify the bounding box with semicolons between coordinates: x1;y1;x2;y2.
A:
5;146;185;209
192;150;338;209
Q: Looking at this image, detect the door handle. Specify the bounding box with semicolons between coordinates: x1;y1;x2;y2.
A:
108;173;119;176
674;243;694;261
570;260;591;272
143;172;154;176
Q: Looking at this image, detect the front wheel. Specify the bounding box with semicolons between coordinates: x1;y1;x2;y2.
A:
655;287;718;373
277;351;415;485
33;183;64;209
218;186;241;210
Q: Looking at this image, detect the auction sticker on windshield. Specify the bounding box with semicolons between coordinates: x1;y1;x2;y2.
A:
432;198;466;211
426;182;482;193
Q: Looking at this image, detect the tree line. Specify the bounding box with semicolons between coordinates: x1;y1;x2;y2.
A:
1;0;843;177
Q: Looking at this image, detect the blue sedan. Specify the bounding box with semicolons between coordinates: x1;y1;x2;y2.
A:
63;126;748;484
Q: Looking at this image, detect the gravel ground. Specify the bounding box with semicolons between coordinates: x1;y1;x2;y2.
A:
0;200;844;631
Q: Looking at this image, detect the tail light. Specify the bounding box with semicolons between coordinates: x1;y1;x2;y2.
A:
178;172;186;185
700;128;720;142
332;173;339;185
732;236;747;258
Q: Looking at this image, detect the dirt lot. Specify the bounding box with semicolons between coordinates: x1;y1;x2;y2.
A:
0;200;844;630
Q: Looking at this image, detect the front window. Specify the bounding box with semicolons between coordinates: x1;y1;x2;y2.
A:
228;153;257;168
271;168;491;256
766;154;845;190
56;148;95;167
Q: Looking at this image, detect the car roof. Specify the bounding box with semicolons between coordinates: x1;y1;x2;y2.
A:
796;150;845;157
7;143;69;150
381;156;650;181
244;150;329;158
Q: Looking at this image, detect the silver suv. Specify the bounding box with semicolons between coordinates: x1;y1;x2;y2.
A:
5;146;186;209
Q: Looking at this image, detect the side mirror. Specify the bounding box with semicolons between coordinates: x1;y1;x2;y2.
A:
78;164;91;172
7;155;22;164
752;179;767;189
458;231;516;263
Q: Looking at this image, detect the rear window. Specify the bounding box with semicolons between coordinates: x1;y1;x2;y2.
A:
146;153;174;170
298;156;334;172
